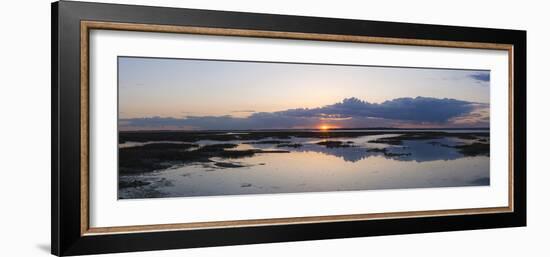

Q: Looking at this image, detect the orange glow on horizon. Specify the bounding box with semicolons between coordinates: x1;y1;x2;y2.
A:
319;125;331;131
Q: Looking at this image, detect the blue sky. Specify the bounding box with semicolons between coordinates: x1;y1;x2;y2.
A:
118;57;490;130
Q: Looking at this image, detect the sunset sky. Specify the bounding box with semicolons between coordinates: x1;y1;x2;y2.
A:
118;57;490;130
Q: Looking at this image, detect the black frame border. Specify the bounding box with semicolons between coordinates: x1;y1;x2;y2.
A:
52;1;526;256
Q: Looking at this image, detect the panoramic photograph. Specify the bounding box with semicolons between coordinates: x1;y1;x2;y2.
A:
117;56;491;199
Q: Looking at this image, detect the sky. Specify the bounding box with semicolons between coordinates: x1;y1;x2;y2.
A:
118;57;490;131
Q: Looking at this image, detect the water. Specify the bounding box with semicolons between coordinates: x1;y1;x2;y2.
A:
118;132;490;199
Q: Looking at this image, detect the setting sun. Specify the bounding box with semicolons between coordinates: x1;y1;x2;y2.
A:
319;125;331;131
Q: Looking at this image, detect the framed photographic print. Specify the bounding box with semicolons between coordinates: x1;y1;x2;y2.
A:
51;1;526;256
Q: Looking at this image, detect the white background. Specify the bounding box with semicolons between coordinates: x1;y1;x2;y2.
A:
0;0;547;256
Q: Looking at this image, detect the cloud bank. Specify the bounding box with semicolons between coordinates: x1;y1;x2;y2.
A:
469;72;490;83
120;97;489;130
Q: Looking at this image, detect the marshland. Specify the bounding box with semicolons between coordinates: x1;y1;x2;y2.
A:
118;129;490;199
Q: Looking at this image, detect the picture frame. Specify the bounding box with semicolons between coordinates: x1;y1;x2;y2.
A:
51;1;526;256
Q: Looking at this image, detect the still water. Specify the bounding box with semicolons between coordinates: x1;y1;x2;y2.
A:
119;133;490;199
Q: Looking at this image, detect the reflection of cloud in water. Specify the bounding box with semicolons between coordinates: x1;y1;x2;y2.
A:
384;138;465;162
118;133;490;199
247;135;474;163
119;151;490;199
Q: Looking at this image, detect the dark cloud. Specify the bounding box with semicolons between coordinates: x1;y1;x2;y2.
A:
120;97;487;130
469;72;490;82
271;97;475;123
